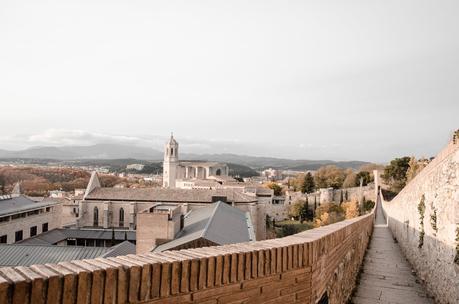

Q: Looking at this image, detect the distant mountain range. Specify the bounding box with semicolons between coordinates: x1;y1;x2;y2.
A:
0;144;161;160
0;144;370;170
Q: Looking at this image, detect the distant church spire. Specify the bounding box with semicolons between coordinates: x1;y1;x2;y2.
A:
163;134;179;188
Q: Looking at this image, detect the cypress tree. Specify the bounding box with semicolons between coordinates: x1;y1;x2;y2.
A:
301;172;315;194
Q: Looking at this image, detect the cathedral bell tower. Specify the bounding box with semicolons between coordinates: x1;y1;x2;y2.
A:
163;133;179;188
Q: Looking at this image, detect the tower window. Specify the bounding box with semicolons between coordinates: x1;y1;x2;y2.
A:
171;148;174;156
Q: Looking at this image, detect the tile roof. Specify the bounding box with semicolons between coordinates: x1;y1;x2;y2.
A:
153;201;254;252
19;228;136;245
100;241;136;258
0;195;59;217
0;244;110;267
84;187;257;203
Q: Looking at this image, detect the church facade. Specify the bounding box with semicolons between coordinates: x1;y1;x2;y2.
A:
162;135;229;188
77;172;266;240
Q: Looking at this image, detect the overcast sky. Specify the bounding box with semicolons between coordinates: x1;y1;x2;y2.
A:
1;0;458;162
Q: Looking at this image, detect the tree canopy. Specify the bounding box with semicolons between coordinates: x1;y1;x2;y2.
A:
382;157;411;192
314;165;347;189
266;182;283;196
301;172;315;193
356;171;371;186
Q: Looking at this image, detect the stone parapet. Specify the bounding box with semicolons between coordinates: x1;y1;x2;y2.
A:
0;213;374;304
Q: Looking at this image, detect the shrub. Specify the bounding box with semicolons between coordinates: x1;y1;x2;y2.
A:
278;225;300;237
418;195;426;248
341;201;360;219
314;203;345;227
430;207;438;234
454;226;459;265
363;200;375;212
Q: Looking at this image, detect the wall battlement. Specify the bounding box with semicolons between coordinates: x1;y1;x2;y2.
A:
0;212;374;304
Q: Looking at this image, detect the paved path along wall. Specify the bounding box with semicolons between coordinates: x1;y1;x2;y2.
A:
382;136;459;303
0;211;374;303
352;199;433;304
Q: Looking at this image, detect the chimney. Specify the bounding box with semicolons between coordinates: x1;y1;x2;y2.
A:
136;204;183;254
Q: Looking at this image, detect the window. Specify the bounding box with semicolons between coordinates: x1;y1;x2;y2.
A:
93;207;99;227
0;216;9;223
12;213;26;220
42;223;48;232
15;230;23;242
216;169;222;176
119;208;125;227
45;207;51;212
30;226;37;237
27;210;39;216
0;235;7;243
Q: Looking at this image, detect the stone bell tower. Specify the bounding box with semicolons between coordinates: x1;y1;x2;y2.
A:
163;133;179;188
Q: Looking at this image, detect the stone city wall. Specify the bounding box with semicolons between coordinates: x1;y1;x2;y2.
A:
0;210;374;304
266;185;375;222
382;137;459;303
316;185;375;206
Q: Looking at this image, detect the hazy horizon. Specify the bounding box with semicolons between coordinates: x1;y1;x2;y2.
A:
1;1;458;162
0;130;454;163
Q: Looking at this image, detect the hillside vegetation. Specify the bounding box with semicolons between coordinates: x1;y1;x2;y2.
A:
0;166;125;196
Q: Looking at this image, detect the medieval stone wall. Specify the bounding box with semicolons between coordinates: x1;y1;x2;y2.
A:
382;138;459;304
265;185;375;222
0;209;374;304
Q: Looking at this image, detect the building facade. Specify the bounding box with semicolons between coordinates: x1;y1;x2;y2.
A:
0;193;61;244
77;172;266;240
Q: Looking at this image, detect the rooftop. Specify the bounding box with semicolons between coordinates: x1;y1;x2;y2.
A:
154;201;255;252
19;228;136;245
0;241;135;267
0;195;59;217
84;187;257;204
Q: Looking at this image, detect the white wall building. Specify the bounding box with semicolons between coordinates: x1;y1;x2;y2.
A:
0;194;62;244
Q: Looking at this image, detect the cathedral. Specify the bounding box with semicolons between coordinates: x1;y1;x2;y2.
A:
162;134;229;188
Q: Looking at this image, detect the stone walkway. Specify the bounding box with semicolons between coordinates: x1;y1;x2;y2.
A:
351;199;433;304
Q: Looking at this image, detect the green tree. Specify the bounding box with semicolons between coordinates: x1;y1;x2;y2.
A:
362;200;375;212
356;171;371;186
288;199;312;222
301;172;315;193
342;171;357;188
288;200;305;219
382;157;411;192
267;182;283;196
314;165;346;189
